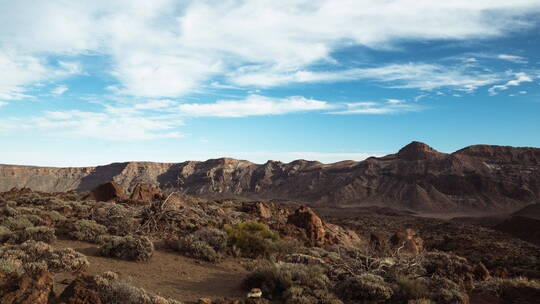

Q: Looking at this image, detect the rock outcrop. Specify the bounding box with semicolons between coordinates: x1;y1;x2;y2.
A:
1;142;539;212
88;182;127;202
0;269;53;304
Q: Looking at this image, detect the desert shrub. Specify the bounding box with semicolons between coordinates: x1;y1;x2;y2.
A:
15;193;49;205
69;219;108;243
0;215;34;230
284;286;343;304
0;258;23;275
0;204;19;216
394;277;430;301
243;262;331;300
93;271;182;304
192;227;228;251
12;226;57;243
98;235;154;261
225;221;280;257
0;240;89;273
475;277;540;302
336;273;393;302
422;252;472;285
407;299;433;304
92;204;137;236
39;210;67;224
176;234;219;262
0;225;11;242
175;228;228;262
424;276;469;304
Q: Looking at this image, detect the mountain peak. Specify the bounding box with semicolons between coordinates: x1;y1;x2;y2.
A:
397;141;444;161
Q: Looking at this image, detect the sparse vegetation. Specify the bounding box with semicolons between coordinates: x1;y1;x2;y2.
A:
225;221;280;257
69;219;108;243
98;235;154;261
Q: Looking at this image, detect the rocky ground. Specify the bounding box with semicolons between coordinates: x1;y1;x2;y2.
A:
0;184;539;304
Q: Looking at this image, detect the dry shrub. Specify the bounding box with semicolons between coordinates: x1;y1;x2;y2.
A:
0;258;23;275
12;226;57;243
0;225;11;242
92;203;137;236
0;215;34;230
335;273;393;302
98;235;154;261
93;271;182;304
175;228;227;262
424;276;469;304
225;221;280;257
475;277;540;302
69;219;108;243
407;299;433;304
394;276;430;301
243;262;332;302
422;252;472;286
0;240;89;273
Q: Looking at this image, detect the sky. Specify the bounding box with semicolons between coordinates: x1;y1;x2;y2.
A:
0;0;539;167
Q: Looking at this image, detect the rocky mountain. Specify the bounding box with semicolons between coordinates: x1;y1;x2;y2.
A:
1;141;539;212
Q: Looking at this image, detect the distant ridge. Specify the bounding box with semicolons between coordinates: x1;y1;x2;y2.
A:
1;142;539;212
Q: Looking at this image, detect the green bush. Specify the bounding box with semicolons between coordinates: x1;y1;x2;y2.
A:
336;273;393;302
225;221;280;257
98;235;154;261
69;219;108;243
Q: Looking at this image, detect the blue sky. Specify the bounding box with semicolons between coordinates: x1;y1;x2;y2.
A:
1;0;539;166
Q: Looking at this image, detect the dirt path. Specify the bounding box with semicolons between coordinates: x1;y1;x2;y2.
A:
53;239;248;303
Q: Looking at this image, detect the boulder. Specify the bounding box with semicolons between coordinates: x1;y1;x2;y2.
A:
390;229;423;255
287;206;326;246
0;269;53;304
242;202;273;218
90;182;127;202
56;275;102;304
370;232;389;253
129;183;164;203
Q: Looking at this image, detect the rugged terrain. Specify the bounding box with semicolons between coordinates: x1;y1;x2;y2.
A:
1;142;539;212
0;186;539;304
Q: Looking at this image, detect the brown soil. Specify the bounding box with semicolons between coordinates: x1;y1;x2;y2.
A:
52;239;248;303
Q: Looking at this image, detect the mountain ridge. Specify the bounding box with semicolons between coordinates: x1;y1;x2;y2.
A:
2;142;539;212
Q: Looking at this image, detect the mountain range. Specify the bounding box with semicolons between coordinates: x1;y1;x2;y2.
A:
1;141;539;212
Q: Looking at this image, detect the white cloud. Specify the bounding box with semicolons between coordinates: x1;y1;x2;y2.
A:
497;54;527;64
488;72;533;95
229;63;501;92
51;85;68;95
178;95;333;117
0;51;81;100
386;99;403;104
1;1;539;97
0;101;7;107
134;99;178;110
18;107;183;141
328;101;420;115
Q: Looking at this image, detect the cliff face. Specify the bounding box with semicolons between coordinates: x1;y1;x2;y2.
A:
1;142;539;212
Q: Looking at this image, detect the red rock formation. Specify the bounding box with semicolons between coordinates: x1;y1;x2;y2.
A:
129;183;164;203
287;206;326;246
89;181;127;202
389;229;423;255
56;275;102;304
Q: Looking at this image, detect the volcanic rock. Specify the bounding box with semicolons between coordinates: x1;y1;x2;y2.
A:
56;275;102;304
389;229;423;255
129;183;164;203
89;181;127;202
0;269;53;304
287;206;326;246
